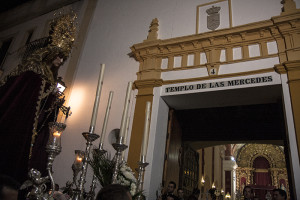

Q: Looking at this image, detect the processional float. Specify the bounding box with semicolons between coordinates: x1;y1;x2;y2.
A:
24;63;151;200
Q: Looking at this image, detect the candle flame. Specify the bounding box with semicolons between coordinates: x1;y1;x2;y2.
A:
76;156;83;162
53;131;61;137
201;176;205;183
225;192;231;198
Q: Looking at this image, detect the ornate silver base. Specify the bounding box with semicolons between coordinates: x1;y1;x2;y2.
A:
136;156;149;200
86;148;107;200
73;132;99;200
111;141;128;184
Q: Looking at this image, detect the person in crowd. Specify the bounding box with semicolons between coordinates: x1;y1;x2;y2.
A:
96;184;132;200
187;188;200;200
0;174;20;200
273;188;287;200
208;188;216;200
177;188;184;200
243;186;254;200
52;184;68;200
166;194;177;200
159;181;178;200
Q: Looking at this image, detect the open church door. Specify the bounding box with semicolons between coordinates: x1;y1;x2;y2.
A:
180;144;199;197
162;109;182;190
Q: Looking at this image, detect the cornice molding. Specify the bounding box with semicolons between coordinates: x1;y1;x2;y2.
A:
131;11;300;62
133;79;163;89
274;60;300;74
272;10;300;23
283;60;300;71
274;64;287;74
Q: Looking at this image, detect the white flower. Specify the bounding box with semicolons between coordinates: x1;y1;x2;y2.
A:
130;183;137;195
115;161;138;196
123;171;136;181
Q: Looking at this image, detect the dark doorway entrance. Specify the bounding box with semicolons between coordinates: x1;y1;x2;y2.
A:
161;85;294;199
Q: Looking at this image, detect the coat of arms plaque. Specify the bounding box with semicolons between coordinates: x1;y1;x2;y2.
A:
206;6;221;31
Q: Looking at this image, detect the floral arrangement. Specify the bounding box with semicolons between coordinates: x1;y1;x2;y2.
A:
117;161;137;195
89;149;140;198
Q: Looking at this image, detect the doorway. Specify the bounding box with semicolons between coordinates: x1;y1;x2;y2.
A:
160;85;294;199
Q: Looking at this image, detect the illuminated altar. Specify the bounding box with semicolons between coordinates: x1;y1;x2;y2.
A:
236;144;289;199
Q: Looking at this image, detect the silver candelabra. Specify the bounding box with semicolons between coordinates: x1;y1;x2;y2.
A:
72;130;99;200
135;155;149;200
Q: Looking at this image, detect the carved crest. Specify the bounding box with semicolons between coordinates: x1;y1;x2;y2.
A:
206;6;221;31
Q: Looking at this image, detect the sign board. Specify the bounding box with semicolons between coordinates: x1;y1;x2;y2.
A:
162;73;281;96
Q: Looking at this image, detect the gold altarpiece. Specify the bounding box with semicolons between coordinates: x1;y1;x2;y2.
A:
236;144;289;197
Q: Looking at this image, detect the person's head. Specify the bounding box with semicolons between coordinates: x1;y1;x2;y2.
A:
177;188;184;198
0;175;20;200
273;189;287;200
192;188;200;198
167;194;176;200
96;184;131;200
167;181;176;194
243;186;253;199
208;188;216;200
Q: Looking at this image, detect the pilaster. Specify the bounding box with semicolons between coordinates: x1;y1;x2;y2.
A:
278;61;300;159
127;79;163;171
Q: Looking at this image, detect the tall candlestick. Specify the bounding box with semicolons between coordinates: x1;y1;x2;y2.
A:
89;64;105;133
99;91;114;146
119;81;133;142
141;101;151;159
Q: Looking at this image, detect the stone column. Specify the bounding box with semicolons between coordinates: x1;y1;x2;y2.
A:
223;159;237;200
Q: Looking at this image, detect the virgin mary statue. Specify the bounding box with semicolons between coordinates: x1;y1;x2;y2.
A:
0;13;76;183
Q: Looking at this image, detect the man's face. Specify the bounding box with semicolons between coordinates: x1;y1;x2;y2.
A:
177;189;184;198
243;187;252;199
167;183;175;193
52;56;64;67
273;191;285;200
2;187;18;200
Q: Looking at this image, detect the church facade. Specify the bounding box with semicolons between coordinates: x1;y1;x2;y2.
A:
0;0;300;199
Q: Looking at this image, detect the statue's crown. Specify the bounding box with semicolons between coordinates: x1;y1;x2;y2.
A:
49;11;77;57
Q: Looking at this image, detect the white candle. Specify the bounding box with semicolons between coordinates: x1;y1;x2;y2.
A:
119;81;133;141
90;64;105;132
141;101;151;159
123;116;130;145
122;116;131;159
99;91;114;144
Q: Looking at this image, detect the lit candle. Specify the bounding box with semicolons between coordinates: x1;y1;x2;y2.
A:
76;156;83;163
140;101;151;160
52;131;61;146
74;150;84;169
99;91;114;145
53;131;61;137
90;64;105;133
119;81;133;142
